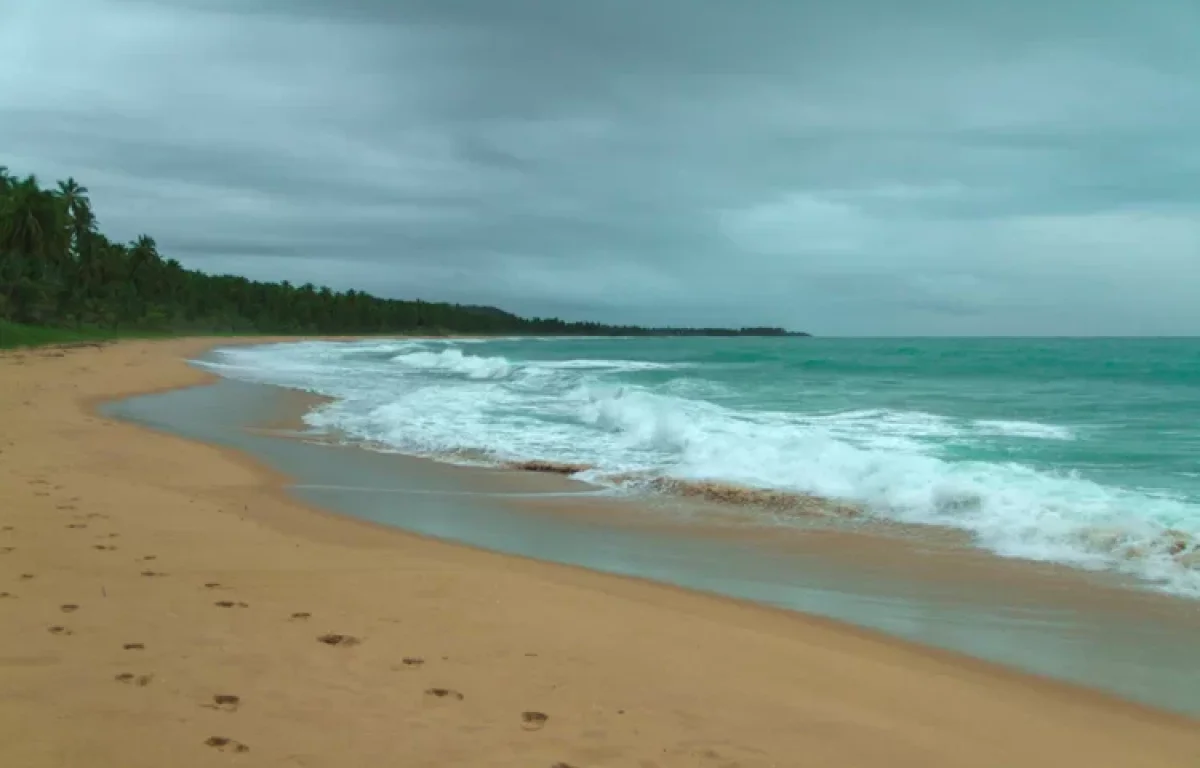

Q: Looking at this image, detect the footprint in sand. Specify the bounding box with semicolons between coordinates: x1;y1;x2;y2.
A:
204;736;249;753
66;523;86;529
114;673;154;686
19;574;34;580
60;604;79;613
316;633;360;647
93;545;117;551
141;555;157;561
0;547;13;554
401;657;425;667
48;625;74;636
204;582;223;589
140;570;167;578
521;711;549;731
1;525;13;531
214;601;249;608
123;642;145;650
424;688;464;701
205;694;241;712
289;611;311;620
0;592;14;599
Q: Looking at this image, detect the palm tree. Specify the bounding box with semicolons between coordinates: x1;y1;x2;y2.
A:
54;178;95;259
0;175;65;273
131;234;160;264
0;175;67;321
49;178;100;324
55;177;89;209
5;165;732;337
119;234;161;322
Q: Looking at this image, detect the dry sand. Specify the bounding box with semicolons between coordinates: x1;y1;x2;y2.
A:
1;338;1198;768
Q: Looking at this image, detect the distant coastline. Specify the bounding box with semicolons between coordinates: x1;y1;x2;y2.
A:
0;166;807;341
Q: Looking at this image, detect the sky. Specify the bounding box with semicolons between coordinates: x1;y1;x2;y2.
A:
2;0;1198;335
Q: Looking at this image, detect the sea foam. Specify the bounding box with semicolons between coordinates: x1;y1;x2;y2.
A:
199;339;1200;597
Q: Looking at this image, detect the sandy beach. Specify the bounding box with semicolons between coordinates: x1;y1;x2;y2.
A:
1;339;1198;768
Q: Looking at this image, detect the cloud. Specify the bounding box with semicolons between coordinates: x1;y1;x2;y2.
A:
2;0;1198;334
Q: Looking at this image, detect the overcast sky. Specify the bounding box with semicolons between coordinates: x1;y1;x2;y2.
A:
2;0;1198;335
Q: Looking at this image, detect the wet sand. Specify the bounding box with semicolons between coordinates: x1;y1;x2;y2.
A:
109;371;1200;716
2;338;1199;767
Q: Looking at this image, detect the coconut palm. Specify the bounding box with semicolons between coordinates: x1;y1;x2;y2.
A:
0;175;65;273
3;166;772;336
0;175;67;322
55;178;96;259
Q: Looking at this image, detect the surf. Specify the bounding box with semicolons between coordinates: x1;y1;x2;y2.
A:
198;337;1200;597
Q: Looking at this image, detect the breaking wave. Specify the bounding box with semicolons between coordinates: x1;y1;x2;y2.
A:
199;338;1200;597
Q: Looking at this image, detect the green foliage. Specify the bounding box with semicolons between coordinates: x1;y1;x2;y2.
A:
0;319;132;349
1;165;804;342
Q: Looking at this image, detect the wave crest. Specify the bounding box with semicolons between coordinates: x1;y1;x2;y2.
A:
391;348;512;380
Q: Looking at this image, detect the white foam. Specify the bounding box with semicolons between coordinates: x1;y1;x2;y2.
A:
537;359;690;371
973;419;1076;440
200;339;1200;598
391;348;513;379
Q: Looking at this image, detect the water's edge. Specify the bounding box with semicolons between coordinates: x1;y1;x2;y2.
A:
201;337;1200;599
102;374;1200;718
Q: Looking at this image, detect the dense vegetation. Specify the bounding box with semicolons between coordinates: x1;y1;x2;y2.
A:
0;166;806;339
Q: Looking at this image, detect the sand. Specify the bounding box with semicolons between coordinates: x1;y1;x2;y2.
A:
1;338;1198;768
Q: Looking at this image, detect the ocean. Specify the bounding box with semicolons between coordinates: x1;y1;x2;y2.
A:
201;336;1200;598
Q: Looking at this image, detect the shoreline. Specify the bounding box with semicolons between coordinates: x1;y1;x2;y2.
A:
249;386;1200;624
201;336;1200;601
136;348;1200;624
2;338;1199;767
173;374;1200;716
200;341;1198;620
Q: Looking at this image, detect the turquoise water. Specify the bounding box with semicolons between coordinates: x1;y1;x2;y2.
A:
202;336;1200;596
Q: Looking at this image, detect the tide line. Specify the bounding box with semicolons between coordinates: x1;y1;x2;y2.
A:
289;483;618;499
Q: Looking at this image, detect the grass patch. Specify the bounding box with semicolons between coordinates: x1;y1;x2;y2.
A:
0;321;182;350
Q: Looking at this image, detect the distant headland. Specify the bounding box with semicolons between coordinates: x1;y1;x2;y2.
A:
0;166;807;340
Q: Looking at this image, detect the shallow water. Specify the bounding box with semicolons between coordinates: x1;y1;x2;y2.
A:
105;375;1200;717
199;337;1200;597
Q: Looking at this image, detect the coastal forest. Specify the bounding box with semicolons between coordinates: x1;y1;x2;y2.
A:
0;167;803;339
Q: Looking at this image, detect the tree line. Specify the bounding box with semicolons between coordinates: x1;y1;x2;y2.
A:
0;166;805;337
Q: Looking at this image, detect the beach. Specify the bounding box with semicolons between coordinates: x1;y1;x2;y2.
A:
2;339;1199;768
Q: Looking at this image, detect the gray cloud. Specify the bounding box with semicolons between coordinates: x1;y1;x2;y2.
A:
2;0;1198;334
